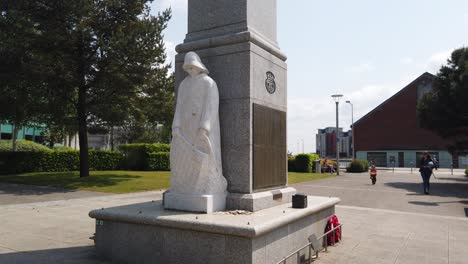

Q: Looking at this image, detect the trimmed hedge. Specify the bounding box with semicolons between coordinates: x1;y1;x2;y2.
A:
53;146;75;151
0;150;124;174
346;159;369;173
0;140;51;152
294;154;320;172
288;157;296;172
89;150;123;171
119;143;170;170
40;151;80;172
148;152;170;171
0;152;42;174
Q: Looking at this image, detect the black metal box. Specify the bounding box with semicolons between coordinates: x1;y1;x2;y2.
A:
292;193;308;208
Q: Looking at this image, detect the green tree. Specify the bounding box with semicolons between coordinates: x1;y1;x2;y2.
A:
29;0;171;177
0;3;46;151
418;47;468;151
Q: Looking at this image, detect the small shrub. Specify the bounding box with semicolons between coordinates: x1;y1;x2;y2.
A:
288;157;296;172
346;159;369;173
465;168;468;176
295;154;312;172
294;154;321;172
0;140;51;152
148;152;170;171
309;153;320;171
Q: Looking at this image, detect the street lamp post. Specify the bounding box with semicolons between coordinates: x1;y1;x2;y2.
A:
345;100;354;160
331;94;343;175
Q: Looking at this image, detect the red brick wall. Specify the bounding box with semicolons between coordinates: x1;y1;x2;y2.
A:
354;74;449;151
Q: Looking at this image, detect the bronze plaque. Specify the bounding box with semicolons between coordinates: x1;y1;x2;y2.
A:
253;104;287;190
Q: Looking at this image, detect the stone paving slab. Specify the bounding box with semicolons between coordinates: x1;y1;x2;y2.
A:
293;170;468;218
0;191;163;264
0;170;467;263
315;205;468;264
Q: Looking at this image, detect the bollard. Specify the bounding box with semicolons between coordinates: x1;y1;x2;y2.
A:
451;163;453;175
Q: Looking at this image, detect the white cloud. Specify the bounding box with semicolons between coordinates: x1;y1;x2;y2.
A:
426;49;452;73
154;0;187;11
400;57;414;65
287;80;409;154
164;40;177;68
348;63;374;74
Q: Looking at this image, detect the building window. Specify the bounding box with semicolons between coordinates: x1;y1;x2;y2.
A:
367;152;387;167
0;133;12;140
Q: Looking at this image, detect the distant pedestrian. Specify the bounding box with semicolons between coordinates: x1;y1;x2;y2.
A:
432;157;439;170
369;165;377;185
323;159;335;174
419;151;434;195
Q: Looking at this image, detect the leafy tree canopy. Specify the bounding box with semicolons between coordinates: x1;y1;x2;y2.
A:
418;47;468;151
0;1;173;176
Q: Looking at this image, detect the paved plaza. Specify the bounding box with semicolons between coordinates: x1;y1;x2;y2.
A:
0;169;467;263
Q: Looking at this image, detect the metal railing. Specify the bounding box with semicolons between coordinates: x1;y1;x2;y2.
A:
276;224;343;264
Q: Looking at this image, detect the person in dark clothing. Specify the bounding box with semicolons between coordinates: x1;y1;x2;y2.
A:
419;152;434;195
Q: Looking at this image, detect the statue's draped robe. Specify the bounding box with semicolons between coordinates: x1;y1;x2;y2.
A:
170;73;227;195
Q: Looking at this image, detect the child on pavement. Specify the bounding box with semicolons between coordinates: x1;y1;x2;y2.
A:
370;165;377;185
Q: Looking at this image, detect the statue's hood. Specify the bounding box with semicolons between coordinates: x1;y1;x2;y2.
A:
182;52;209;74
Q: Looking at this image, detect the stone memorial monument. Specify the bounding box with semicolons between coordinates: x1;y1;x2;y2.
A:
89;1;340;263
164;51;227;213
174;0;295;212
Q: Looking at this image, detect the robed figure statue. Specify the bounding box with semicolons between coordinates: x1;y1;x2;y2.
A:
164;52;227;213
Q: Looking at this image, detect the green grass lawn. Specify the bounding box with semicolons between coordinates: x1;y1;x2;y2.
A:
0;171;334;193
288;172;336;184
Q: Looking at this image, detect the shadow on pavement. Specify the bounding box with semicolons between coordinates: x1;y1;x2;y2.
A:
434;177;468;182
408;201;439;206
408;200;468;206
385;181;468;199
0;246;108;264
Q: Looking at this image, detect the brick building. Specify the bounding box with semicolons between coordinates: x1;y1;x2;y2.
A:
316;127;352;158
353;72;467;168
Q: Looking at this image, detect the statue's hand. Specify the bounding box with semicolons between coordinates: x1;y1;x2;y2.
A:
195;129;210;154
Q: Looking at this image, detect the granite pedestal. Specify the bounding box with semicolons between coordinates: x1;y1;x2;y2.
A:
163;191;227;213
89;196;339;264
172;0;291;212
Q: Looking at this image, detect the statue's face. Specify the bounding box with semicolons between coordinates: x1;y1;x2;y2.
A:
187;66;202;77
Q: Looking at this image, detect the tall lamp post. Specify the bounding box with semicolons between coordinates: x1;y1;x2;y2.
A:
345;100;354;160
331;94;343;175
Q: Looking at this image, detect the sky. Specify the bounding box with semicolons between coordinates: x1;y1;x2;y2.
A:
150;0;468;154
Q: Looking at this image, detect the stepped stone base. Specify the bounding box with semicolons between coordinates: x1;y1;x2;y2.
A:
89;196;340;264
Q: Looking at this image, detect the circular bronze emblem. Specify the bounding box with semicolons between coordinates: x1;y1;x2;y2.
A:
265;71;276;94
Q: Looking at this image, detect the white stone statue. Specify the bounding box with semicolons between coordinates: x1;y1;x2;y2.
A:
164;52;227;213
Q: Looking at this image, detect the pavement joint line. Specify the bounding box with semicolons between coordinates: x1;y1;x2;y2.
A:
0;245;22;253
447;222;450;263
0;190;165;209
392;232;411;264
300;185;411;194
337;205;468;221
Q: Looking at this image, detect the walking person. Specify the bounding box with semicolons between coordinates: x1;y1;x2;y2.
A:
369;165;377;185
419;151;434;195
